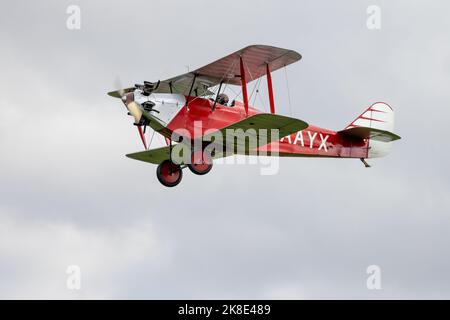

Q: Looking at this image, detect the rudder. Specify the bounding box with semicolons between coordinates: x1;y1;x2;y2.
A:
346;102;396;158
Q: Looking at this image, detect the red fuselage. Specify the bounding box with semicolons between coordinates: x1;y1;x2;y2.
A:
164;96;368;159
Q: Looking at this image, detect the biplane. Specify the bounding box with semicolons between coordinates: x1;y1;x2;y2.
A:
108;45;401;187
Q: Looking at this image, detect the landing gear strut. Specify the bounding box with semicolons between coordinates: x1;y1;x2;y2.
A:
156;160;183;187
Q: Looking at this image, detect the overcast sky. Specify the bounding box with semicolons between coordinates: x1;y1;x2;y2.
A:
0;0;449;299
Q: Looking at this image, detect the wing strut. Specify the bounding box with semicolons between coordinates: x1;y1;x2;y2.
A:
137;125;148;150
186;73;198;107
212;81;223;111
266;63;275;114
239;56;249;116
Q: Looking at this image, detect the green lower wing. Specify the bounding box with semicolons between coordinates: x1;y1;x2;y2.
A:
126;146;171;164
126;113;308;164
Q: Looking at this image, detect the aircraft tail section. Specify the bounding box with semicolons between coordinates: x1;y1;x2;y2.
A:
345;102;400;158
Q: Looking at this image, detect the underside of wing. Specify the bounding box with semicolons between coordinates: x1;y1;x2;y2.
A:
109;45;302;98
152;45;302;97
107;82;214;99
338;126;401;142
153;74;215;97
189;44;302;86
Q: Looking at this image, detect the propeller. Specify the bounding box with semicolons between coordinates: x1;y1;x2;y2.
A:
124;99;143;125
115;79;147;149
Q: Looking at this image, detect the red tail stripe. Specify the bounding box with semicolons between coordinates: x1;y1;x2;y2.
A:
358;116;386;123
368;108;388;113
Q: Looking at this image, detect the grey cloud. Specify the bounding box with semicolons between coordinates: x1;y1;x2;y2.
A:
0;0;449;299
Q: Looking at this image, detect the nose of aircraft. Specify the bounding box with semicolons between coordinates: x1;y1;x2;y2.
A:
122;92;143;125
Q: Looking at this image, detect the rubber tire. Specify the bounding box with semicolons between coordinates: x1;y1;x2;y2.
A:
187;149;213;175
156;160;183;187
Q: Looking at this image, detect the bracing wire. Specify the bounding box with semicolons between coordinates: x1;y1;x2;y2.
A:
185;59;238;105
251;76;263;107
284;65;293;116
148;128;156;149
249;76;261;104
245;60;270;110
226;84;241;103
257;88;267;111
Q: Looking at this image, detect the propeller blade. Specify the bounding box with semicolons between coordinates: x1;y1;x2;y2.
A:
126;101;143;124
114;77;126;97
137;125;147;149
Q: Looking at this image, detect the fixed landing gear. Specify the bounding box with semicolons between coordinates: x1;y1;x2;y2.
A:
156;160;183;187
156;148;214;187
187;149;213;175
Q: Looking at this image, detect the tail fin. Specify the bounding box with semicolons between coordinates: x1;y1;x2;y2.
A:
346;102;394;131
346;102;399;158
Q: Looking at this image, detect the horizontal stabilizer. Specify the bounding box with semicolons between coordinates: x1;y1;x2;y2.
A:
338;126;401;142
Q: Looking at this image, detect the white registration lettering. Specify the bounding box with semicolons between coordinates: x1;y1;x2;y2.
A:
307;131;317;148
293;131;304;146
318;133;329;152
280;134;292;144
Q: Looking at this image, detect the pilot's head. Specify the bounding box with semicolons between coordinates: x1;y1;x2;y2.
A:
217;93;229;106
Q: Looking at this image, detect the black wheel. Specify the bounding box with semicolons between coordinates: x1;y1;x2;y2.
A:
187;149;213;175
156;160;183;187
